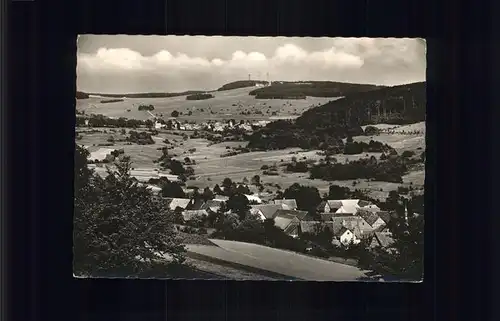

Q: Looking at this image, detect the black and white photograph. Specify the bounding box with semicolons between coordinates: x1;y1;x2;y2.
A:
74;35;426;281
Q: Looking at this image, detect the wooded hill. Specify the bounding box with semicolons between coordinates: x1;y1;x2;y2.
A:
249;81;384;99
217;80;269;91
296;81;426;127
247;82;426;151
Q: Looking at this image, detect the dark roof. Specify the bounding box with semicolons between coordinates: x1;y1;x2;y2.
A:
283;221;300;235
319;213;336;221
188;199;206;210
274;214;300;230
274;209;308;220
299;221;323;234
377;211;392;224
356;208;381;226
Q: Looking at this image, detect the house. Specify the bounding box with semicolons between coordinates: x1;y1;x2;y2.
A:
317;199;376;215
336;227;361;245
250;204;282;220
299;220;360;245
182;209;209;221
273;209;308;221
167;198;192;211
331;215;374;238
273;213;301;238
244;194;263;204
356;208;387;230
200;199;225;213
273;199;298;210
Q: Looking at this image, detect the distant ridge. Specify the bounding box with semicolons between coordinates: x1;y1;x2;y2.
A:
77;91;206;99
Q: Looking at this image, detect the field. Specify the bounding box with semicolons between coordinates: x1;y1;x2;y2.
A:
76;86;425;201
77;122;425;200
76;87;337;122
186;239;368;281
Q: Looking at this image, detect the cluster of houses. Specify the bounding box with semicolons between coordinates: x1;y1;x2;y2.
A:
154;118;270;133
162;192;398;250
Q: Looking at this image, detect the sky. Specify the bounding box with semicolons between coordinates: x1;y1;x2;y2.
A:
77;35;426;94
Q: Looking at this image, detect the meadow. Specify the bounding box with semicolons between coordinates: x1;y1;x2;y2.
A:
76;87;425;201
186;239;368;281
76;87;337;122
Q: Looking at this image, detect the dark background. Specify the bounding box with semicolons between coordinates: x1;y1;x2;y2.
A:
4;0;494;320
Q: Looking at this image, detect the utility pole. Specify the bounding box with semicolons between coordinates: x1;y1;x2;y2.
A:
248;74;251;81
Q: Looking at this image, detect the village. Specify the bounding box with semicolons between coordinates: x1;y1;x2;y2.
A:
160;190;401;250
74;36;425;281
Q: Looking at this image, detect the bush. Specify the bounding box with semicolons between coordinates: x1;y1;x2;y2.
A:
402;150;415;158
138;104;155;111
186;93;214;100
171;110;179;117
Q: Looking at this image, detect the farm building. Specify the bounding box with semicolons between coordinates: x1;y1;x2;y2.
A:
250;204;282;220
244;194;263;204
273;199;298;210
167;198;191;211
299;220;360;245
316;199;377;215
88;148;116;162
200;200;225;213
273;213;301;238
273;209;308;221
356;208;387;230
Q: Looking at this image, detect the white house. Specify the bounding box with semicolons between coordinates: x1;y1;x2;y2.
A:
244;194;263;204
167;198;192;211
317;199;377;215
337;227;361;246
273;199;298;210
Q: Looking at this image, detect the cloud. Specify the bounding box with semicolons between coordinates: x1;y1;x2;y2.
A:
77;37;425;93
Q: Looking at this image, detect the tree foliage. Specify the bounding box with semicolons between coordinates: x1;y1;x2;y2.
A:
73;145;186;277
283;183;322;212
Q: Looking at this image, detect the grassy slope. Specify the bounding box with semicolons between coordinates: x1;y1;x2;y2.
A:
187;239;368;281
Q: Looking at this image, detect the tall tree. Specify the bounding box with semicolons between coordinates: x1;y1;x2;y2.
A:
73;149;186;277
226;193;250;220
283;183;322;212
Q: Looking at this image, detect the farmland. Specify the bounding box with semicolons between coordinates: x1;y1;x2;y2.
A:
76;124;425;201
76;86;337;122
76;86;425;201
